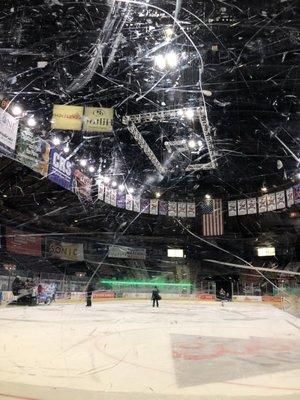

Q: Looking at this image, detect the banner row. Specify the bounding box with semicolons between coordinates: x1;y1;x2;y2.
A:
228;186;299;216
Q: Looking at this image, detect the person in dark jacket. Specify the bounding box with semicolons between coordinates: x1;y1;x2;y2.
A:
151;286;160;308
86;282;94;307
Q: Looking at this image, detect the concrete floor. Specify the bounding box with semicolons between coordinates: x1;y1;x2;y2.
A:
0;300;300;400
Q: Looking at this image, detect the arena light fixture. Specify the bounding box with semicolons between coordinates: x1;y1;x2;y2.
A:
52;137;61;146
154;54;166;69
128;187;135;194
27;117;36;127
188;139;196;149
11;105;23;116
103;176;110;184
63;144;70;153
111;181;117;188
185;108;194;119
88;165;95;173
155;191;161;198
205;194;212;200
165;51;178;68
118;184;125;191
261;185;267;193
80;159;87;167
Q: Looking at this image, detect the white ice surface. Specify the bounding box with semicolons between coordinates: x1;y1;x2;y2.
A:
0;300;300;400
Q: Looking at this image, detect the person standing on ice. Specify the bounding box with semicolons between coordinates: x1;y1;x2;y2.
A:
86;282;94;307
151;286;160;308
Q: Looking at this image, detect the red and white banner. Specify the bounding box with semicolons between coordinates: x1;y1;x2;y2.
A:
6;228;42;257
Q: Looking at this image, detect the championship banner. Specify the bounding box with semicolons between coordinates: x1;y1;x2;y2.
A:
104;186;111;204
117;193;126;208
168;202;177;217
73;169;92;200
133;196;140;212
47;239;84;261
186;202;196;218
48;149;74;190
98;182;105;201
110;188;117;206
286;187;294;207
51;104;83;131
150;199;158;215
267;193;276;211
237;199;247;215
258;195;267;213
83;107;114;133
294;184;300;204
275;191;286;209
126;194;133;210
158;200;168;216
228;200;237;217
247;198;257;214
16;127;50;176
177;202;187;218
0;108;19;154
6;227;42;257
140;198;150;214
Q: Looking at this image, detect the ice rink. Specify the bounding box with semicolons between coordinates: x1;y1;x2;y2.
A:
0;300;300;400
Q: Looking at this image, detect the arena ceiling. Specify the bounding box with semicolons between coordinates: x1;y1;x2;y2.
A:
0;0;299;257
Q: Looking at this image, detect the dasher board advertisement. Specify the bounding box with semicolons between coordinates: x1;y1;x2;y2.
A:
0;108;19;154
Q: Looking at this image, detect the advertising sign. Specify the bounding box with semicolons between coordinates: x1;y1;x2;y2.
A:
6;227;42;257
0;108;19;153
47;240;84;261
83;107;114;132
51;104;83;131
16;127;50;176
73;169;92;200
108;245;146;260
48;149;74;190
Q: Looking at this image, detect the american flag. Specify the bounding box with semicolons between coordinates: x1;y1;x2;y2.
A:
202;198;224;236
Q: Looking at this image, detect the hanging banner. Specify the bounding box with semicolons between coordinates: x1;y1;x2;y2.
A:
104;186;111;204
150;199;159;215
294;184;300;204
140;198;150;214
73;169;92;200
110;188;117;206
0;108;19;154
267;193;276;211
125;194;133;210
6;227;41;257
159;200;168;216
168;202;177;217
237;199;247;215
98;182;105;201
83;107;114;133
178;202;187;218
275;191;286;209
48;149;74;190
47;239;84;261
117;193;126;208
228;200;237;217
133;196;140;212
286;187;294;207
258;195;267;213
51;104;83;131
16;127;50;176
108;245;146;260
186;203;196;218
247;198;257;215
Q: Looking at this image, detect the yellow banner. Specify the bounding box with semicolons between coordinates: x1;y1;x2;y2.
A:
83;107;114;132
51;105;83;131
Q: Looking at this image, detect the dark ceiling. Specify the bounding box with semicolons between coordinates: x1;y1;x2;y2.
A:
0;0;299;268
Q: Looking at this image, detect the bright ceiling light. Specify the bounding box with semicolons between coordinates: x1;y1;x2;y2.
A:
198;140;204;149
177;109;184;117
185;108;194;119
111;181;117;187
261;186;268;193
80;159;87;167
27;117;36;127
128;187;135;194
188;139;196;149
118;184;125;191
11;105;22;116
63;144;70;153
154;54;166;69
88;165;95;173
205;194;212;200
52;137;61;146
103;176;110;184
164;26;173;41
296;172;300;179
155;192;161;198
165;51;178;68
